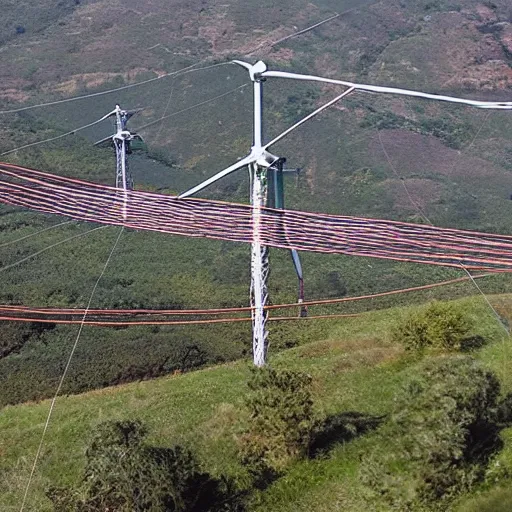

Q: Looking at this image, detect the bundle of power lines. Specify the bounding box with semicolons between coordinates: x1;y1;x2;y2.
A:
0;274;492;326
2;163;512;272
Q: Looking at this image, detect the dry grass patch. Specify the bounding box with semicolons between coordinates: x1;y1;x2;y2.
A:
332;345;403;373
203;402;241;441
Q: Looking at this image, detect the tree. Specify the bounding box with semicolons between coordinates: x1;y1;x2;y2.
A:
361;356;503;510
238;367;315;485
47;420;244;511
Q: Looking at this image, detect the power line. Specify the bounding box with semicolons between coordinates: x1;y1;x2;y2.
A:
377;130;432;225
134;83;249;132
0;313;363;326
0;83;247;161
19;226;124;512
0;72;245;159
0;2;372;117
246;12;341;55
0;113;115;156
0;219;74;248
0;62;231;115
0;273;494;324
248;0;382;55
0;225;108;274
268;12;340;48
376;114;510;335
3;165;512;271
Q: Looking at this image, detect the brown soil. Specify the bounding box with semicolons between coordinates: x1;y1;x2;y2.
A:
369;129;505;182
379;178;444;210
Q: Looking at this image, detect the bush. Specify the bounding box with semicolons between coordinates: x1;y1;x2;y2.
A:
496;393;512;425
360;356;503;510
393;301;472;351
238;367;315;484
47;420;244;511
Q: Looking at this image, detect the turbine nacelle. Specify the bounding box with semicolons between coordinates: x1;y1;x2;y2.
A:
113;130;134;141
251;147;281;169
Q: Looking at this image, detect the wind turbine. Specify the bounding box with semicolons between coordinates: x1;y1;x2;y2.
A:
95;105;144;219
179;60;355;366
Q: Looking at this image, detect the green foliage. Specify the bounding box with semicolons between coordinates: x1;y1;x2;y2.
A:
360;109;473;149
47;420;244;512
0;321;54;358
392;300;472;351
239;367;315;482
360;356;503;510
1;109;511;407
1;300;511;511
418;117;472;149
456;486;512;512
496;393;512;425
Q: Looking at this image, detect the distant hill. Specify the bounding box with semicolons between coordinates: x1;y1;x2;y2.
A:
1;0;512;403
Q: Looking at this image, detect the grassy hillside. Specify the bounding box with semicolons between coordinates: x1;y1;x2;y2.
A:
0;295;511;511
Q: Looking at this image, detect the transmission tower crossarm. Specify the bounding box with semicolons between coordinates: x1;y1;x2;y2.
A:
262;70;512;109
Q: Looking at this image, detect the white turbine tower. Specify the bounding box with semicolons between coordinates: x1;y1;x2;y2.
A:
95;105;144;219
179;60;355;367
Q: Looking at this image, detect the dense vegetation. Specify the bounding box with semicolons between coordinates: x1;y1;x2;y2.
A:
47;420;244;511
1;295;512;511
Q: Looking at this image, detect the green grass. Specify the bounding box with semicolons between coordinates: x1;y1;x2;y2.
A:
1;294;511;511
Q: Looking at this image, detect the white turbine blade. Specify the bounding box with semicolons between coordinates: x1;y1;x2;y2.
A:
94;135;114;146
178;155;253;198
99;109;118;121
262;70;512;110
233;60;267;81
232;60;253;71
264;86;355;150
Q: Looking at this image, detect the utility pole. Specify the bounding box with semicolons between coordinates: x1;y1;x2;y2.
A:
180;61;281;367
95;105;144;219
248;61;273;367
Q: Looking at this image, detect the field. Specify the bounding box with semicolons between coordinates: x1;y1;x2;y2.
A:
1;294;511;511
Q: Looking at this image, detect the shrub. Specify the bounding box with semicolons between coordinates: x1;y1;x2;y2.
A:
393;301;472;351
360;356;503;510
47;420;244;511
496;393;512;425
239;367;315;484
